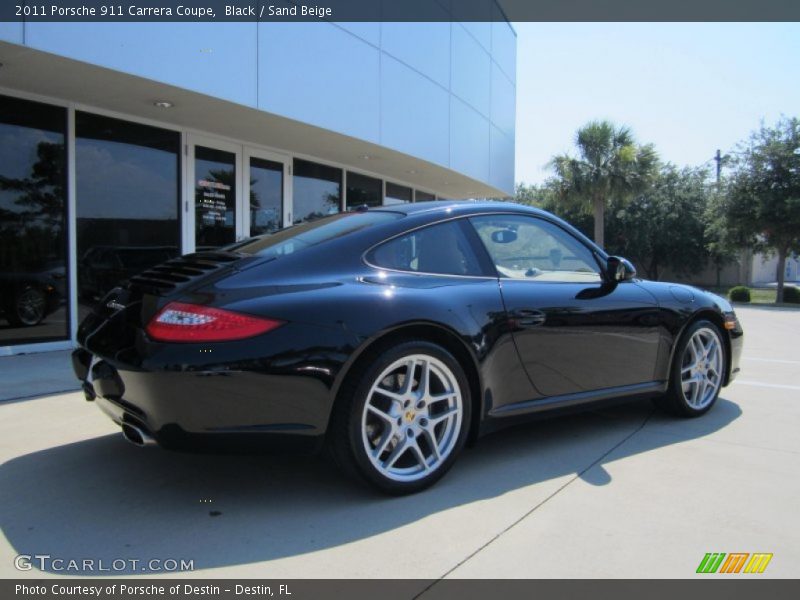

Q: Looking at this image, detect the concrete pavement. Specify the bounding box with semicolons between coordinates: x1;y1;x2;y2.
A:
0;305;797;578
0;350;77;402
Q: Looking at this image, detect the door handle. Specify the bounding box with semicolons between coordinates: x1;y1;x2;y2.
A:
510;309;546;327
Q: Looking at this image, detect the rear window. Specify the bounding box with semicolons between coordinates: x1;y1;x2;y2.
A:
229;211;403;259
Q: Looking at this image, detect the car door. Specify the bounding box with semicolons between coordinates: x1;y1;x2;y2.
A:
468;214;662;406
366;217;536;410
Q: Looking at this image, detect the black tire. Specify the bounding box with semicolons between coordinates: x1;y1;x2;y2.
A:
6;285;47;327
327;340;472;495
656;319;726;417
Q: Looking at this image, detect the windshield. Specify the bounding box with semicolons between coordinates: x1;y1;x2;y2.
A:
228;211;403;259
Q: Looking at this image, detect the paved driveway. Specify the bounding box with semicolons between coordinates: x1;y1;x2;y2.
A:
0;305;797;578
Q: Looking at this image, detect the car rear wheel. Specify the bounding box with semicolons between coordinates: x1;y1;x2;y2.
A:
329;341;471;495
657;320;726;417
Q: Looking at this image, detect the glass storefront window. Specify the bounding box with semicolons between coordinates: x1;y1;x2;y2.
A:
249;157;283;236
293;159;342;224
76;112;180;312
415;190;436;202
194;146;236;249
346;171;382;209
385;182;413;205
0;95;69;345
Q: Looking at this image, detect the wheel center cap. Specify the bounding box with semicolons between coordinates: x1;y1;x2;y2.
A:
404;409;416;423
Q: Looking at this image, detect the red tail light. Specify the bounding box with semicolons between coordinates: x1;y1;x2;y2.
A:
146;302;284;343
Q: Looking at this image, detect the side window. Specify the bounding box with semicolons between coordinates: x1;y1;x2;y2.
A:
368;220;483;276
470;215;602;283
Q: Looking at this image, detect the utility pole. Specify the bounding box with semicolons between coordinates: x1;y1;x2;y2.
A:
712;149;724;288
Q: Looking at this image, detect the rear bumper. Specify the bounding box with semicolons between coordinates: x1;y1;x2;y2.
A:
72;346;331;454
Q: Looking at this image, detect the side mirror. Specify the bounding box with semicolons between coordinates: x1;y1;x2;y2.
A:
491;229;518;244
607;256;637;282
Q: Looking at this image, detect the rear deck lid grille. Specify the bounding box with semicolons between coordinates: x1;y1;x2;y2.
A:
128;251;244;296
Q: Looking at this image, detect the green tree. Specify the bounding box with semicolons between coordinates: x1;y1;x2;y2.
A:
718;117;800;302
703;188;740;288
514;179;594;237
514;182;553;208
549;120;658;248
608;165;710;280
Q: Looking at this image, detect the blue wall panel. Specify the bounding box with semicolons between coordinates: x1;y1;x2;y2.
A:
490;125;514;195
381;56;450;168
450;97;490;184
451;23;491;118
491;61;516;138
491;20;517;84
258;23;380;144
380;21;451;89
13;15;515;193
0;22;23;44
24;22;258;107
337;22;381;47
451;0;493;50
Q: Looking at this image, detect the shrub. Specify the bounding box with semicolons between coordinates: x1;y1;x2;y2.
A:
782;286;800;304
729;286;751;302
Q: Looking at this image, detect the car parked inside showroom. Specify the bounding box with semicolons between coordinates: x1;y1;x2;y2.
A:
72;201;743;494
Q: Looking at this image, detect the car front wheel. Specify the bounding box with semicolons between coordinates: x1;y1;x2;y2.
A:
658;319;726;417
329;341;471;495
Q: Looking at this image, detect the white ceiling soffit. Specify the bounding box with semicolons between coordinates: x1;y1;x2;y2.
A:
0;41;505;199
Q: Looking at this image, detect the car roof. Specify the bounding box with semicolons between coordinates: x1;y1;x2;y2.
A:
370;199;605;260
379;199;548;217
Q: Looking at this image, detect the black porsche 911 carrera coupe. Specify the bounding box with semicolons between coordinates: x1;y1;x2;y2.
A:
72;201;743;494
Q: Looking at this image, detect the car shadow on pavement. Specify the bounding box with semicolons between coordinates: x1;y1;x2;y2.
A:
0;397;741;575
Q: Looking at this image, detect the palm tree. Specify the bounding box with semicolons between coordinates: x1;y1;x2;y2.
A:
549;121;658;248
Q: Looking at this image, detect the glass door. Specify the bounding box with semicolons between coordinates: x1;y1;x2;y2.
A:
244;147;290;236
187;135;242;253
185;138;289;253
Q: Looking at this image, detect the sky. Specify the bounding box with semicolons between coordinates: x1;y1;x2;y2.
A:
513;22;800;185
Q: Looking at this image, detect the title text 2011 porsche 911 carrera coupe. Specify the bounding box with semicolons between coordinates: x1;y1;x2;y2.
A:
72;201;743;494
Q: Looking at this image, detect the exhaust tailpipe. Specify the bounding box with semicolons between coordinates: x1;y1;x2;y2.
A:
121;423;157;447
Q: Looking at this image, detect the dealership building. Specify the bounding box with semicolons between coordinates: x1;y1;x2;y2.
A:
0;14;517;354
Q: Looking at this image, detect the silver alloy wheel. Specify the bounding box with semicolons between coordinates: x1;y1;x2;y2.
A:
361;354;463;482
680;327;724;410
